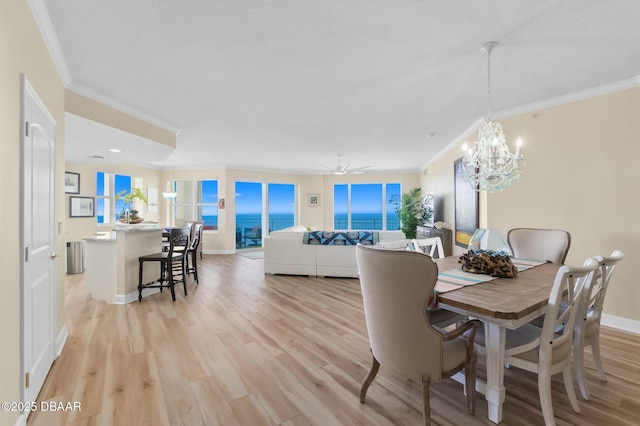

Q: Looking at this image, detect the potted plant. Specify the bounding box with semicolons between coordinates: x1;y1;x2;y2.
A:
115;187;148;223
390;187;422;239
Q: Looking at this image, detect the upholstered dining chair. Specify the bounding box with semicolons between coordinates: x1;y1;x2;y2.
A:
507;228;571;263
355;245;482;425
574;250;624;400
473;257;597;426
138;227;190;302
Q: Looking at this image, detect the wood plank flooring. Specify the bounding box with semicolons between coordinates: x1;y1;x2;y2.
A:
29;253;640;425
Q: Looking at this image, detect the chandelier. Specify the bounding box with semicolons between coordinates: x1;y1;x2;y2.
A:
461;42;524;193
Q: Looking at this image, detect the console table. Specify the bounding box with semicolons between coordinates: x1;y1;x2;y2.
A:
416;226;452;256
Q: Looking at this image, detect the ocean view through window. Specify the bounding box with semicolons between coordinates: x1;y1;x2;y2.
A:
334;183;401;230
235;181;296;249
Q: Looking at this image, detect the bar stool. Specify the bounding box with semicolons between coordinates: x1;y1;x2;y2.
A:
186;223;203;284
138;227;190;302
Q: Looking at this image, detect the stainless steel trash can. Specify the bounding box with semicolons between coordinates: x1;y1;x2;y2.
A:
66;241;84;274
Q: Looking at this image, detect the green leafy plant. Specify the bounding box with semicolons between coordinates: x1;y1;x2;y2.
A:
390;187;422;239
115;187;148;220
115;187;148;206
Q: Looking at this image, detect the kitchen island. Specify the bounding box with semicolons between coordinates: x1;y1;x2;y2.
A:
84;225;163;303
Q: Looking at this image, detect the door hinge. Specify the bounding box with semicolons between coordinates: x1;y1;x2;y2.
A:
25;372;29;389
25;121;29;137
25;247;29;262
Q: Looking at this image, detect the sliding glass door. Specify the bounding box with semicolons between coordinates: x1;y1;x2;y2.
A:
235;181;296;249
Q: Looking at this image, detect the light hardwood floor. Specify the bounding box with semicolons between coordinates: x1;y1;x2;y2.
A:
29;254;640;425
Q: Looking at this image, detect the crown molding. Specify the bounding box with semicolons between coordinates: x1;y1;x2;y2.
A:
27;0;180;135
493;75;640;120
28;0;72;85
423;75;640;171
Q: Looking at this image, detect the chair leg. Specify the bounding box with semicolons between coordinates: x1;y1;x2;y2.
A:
465;355;477;414
421;374;431;426
563;365;581;414
590;335;607;382
138;260;144;302
538;372;556;426
181;255;188;296
360;353;380;403
168;262;176;302
574;340;590;401
192;252;199;284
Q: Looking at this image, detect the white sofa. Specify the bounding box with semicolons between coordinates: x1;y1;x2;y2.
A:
264;227;405;278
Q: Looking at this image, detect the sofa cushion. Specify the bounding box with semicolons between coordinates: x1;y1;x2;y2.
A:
303;231;378;245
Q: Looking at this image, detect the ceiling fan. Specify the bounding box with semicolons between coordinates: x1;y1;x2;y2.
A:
321;154;371;175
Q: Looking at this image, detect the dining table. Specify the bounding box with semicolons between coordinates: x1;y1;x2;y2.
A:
433;255;562;424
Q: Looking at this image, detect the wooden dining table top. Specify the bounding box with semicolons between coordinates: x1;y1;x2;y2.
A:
434;256;562;321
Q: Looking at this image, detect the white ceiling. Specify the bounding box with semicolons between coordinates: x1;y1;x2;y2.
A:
38;0;640;173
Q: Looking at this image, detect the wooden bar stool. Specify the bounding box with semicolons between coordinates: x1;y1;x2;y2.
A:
186;223;203;284
138;227;190;302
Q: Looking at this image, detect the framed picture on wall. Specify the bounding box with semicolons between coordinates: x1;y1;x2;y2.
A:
454;157;479;248
65;171;80;194
69;196;95;218
308;194;320;206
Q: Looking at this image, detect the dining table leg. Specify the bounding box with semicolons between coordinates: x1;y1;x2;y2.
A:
484;321;507;424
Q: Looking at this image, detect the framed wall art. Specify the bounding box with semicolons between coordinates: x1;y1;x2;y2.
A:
308;194;320;206
69;196;95;218
454;157;479;248
65;171;80;194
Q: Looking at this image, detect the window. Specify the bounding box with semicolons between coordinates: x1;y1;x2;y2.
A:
96;172;134;224
171;180;218;230
333;183;401;230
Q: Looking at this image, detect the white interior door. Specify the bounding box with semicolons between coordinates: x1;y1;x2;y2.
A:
22;76;57;405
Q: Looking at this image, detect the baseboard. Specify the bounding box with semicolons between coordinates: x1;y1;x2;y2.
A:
113;287;160;304
601;313;640;335
203;249;236;255
56;324;69;358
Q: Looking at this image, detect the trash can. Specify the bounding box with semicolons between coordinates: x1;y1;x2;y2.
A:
66;241;84;274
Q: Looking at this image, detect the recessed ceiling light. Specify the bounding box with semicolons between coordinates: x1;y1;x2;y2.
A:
108;148;121;153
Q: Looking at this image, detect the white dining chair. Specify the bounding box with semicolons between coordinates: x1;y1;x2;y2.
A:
507;228;571;263
376;239;413;250
473;257;598;426
410;237;461;328
574;250;624;400
411;237;445;259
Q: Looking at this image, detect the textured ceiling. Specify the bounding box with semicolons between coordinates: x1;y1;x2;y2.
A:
39;0;640;173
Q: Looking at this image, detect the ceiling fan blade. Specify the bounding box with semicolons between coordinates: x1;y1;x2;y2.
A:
349;165;371;173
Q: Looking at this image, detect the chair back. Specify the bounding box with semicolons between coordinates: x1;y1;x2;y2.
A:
190;223;204;250
168;227;190;256
356;245;443;381
538;258;597;367
577;250;624;336
507;228;571;263
411;237;445;259
375;239;412;250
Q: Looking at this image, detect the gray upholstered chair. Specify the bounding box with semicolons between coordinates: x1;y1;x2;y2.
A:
507;228;571;263
355;245;482;425
574;250;624;400
473;257;597;426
